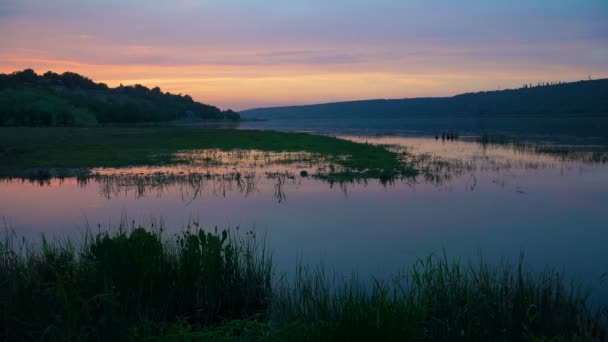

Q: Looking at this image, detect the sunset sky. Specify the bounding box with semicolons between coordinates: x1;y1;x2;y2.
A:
1;0;607;110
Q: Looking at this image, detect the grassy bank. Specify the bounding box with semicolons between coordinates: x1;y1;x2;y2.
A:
0;127;413;180
1;227;606;341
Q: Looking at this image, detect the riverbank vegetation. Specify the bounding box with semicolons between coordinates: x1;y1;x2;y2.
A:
0;127;414;181
1;226;606;341
0;69;239;126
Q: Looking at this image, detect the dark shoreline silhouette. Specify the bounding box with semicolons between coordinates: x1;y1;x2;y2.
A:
0;69;240;126
242;79;608;118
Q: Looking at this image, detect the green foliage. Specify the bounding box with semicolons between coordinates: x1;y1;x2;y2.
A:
221;109;240;121
0;69;240;126
0;88;98;126
0;226;272;341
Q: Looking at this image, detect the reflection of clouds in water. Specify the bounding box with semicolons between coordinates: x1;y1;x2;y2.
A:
342;135;608;192
347;135;608;168
3;138;608;200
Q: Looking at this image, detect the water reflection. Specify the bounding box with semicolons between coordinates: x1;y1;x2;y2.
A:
90;172;264;201
2;136;607;304
345;135;608;190
3;137;608;203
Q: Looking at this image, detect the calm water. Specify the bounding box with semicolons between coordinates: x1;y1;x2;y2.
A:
1;135;608;302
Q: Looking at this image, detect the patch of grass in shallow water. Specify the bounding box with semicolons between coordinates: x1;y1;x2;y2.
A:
0;127;416;181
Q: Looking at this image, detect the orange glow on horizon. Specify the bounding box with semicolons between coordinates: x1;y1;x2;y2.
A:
1;1;606;110
1;53;604;110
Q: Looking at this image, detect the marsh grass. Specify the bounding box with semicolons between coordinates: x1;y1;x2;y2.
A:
1;228;606;341
0;127;417;181
269;255;607;341
0;224;272;341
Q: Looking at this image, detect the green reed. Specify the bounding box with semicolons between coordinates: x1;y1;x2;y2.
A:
269;254;607;341
0;225;272;341
1;228;606;341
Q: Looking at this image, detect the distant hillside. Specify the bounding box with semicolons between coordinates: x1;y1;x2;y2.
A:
0;69;239;126
242;79;608;120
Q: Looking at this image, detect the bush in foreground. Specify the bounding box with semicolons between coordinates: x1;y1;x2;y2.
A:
0;225;271;341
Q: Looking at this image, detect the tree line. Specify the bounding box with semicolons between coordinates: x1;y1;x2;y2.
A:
0;69;239;126
243;78;608;119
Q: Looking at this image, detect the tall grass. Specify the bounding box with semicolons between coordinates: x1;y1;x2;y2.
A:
1;228;606;341
270;255;607;341
0;225;272;341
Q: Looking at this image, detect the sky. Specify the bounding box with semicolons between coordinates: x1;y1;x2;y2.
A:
1;0;607;110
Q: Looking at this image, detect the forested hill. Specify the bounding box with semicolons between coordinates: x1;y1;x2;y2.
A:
241;79;608;119
0;69;239;126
